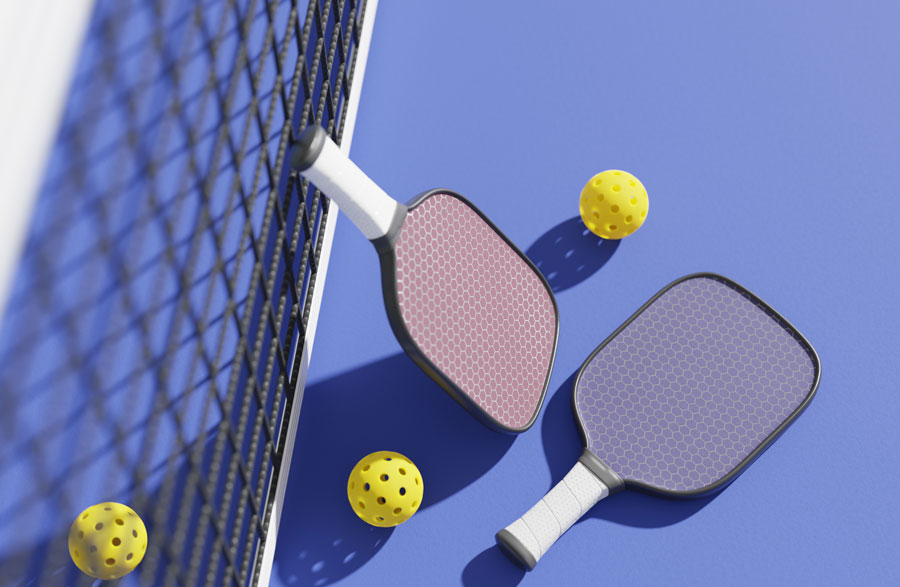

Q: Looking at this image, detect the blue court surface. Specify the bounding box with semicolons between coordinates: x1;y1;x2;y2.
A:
1;1;898;586
270;1;900;586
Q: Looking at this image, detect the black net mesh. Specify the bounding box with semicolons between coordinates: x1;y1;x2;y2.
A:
0;0;368;584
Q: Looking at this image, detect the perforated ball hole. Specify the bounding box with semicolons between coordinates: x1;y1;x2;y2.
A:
398;468;406;475
393;508;402;515
349;482;355;490
112;537;121;546
384;457;392;461
593;178;602;186
95;523;103;531
81;512;89;520
104;507;112;511
380;474;389;482
625;215;633;223
78;531;84;538
641;210;646;217
611;205;619;213
376;497;386;505
364;483;370;492
598;193;605;201
415;478;420;486
399;487;406;496
126;553;133;561
377;517;384;522
90;545;98;553
115;518;124;526
612;184;621;192
105;558;115;567
132;530;138;538
358;501;365;510
73;549;80;558
411;500;418;508
630;197;637;205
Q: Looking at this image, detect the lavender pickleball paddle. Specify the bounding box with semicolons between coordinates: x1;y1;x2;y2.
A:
497;273;820;569
291;126;558;432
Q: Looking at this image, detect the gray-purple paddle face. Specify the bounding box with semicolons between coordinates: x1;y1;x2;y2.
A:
574;274;819;495
378;190;558;433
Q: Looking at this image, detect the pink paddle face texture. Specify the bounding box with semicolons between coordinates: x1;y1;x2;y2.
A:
391;193;557;430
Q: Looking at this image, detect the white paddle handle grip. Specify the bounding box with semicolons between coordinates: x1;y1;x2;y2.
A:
291;125;403;240
497;462;609;570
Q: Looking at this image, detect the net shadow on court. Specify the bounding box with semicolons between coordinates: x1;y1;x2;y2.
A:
0;0;368;584
272;354;515;586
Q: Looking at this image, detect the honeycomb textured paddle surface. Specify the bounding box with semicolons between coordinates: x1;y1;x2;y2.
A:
393;193;556;429
575;276;817;492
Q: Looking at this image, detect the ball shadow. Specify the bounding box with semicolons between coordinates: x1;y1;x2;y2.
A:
525;216;620;293
540;370;716;529
273;353;515;586
461;545;525;587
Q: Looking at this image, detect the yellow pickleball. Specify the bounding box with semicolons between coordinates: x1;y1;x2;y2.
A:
347;451;423;527
580;170;649;239
68;502;147;580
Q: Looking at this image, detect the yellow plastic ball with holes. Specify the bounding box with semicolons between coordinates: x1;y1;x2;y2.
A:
580;170;649;239
347;451;423;527
68;502;148;580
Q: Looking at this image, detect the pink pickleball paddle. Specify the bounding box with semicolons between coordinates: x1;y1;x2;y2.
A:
291;126;558;432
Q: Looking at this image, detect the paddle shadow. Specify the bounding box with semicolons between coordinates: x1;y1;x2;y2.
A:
525;216;620;293
541;370;715;529
273;354;516;586
461;545;525;587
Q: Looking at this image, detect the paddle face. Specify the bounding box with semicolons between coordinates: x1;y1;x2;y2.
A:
574;274;819;495
378;190;558;433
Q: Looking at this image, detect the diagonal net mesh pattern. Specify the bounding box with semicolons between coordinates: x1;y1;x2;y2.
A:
0;0;368;585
